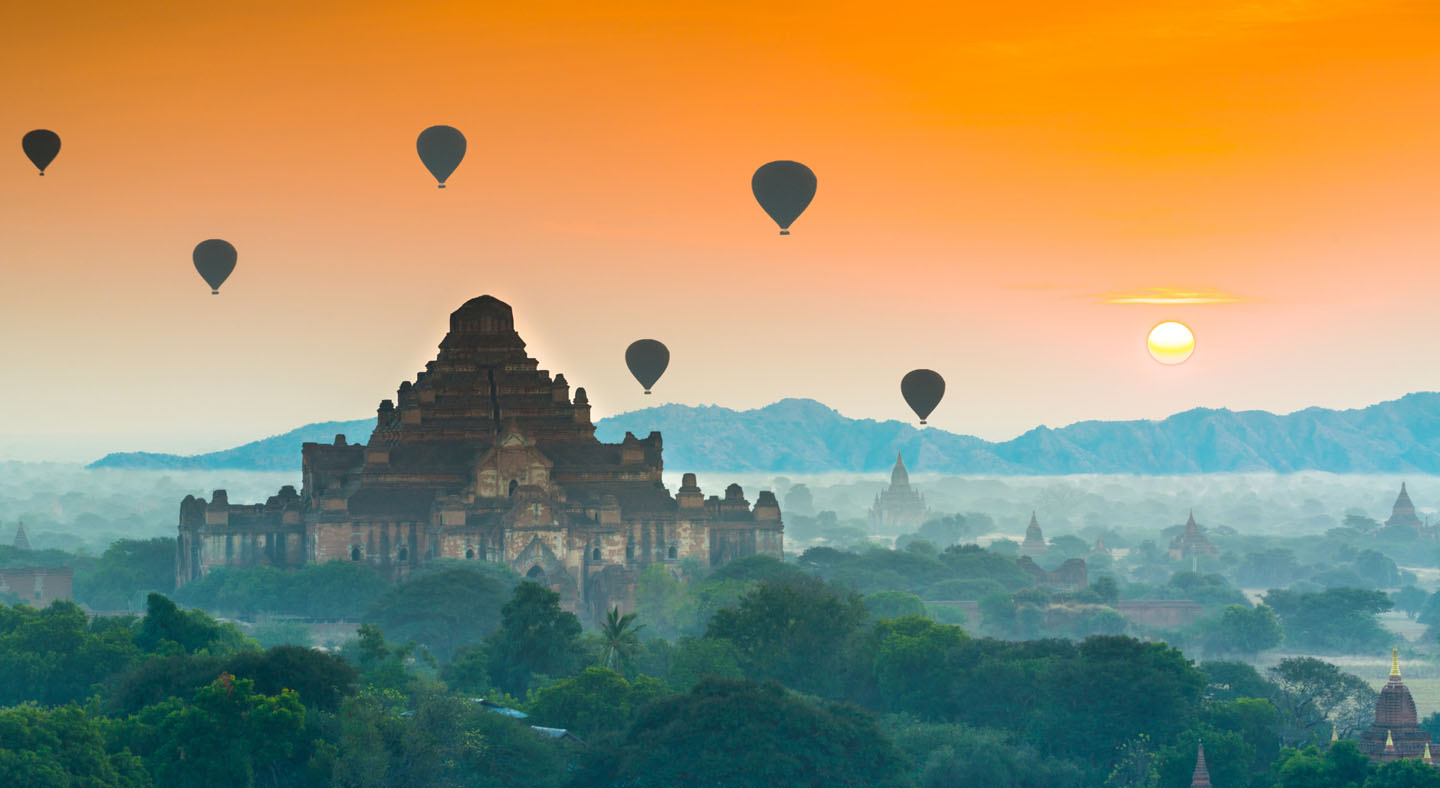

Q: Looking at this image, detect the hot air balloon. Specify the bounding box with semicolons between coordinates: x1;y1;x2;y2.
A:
22;130;60;175
751;160;817;235
193;240;237;295
417;125;466;188
901;369;945;425
626;340;670;394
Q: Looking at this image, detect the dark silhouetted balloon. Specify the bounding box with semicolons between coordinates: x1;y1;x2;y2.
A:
417;125;466;188
193;240;237;295
626;340;670;394
901;369;945;425
751;160;817;235
22;130;61;175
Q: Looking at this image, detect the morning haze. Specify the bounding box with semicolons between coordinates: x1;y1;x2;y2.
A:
5;1;1440;786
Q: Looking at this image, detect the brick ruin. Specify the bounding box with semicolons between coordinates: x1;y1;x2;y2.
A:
0;567;73;608
176;295;783;619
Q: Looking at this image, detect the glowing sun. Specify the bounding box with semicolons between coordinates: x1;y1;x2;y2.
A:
1147;321;1194;365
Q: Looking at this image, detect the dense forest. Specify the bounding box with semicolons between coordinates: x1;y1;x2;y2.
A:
5;541;1440;786
8;467;1440;786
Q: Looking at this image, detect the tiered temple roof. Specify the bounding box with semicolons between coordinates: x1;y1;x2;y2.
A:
11;521;29;551
176;295;783;619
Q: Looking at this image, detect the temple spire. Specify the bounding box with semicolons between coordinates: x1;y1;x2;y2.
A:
11;520;29;551
1332;724;1339;743
890;452;910;487
1392;647;1401;679
1386;729;1395;752
1388;483;1423;530
1425;742;1433;764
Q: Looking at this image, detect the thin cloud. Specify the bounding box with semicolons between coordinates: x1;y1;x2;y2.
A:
1098;288;1246;305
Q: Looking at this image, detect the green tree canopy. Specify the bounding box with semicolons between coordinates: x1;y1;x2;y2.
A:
1203;604;1284;657
525;666;668;740
486;582;584;696
706;576;869;697
363;566;513;661
1262;588;1394;653
0;704;147;788
571;678;910;788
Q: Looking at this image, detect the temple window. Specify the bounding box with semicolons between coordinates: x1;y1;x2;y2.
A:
508;480;518;497
398;547;408;562
592;547;601;561
668;546;677;559
465;548;475;559
350;547;361;561
527;565;544;579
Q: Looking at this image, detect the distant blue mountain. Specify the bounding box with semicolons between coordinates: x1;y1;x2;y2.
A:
88;420;375;471
87;393;1440;474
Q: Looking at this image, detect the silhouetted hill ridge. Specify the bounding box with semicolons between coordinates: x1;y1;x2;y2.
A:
86;393;1440;474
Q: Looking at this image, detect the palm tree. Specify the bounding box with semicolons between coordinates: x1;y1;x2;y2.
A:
599;606;644;671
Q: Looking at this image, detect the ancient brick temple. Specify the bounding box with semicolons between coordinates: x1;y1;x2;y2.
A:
867;453;930;531
1359;649;1434;763
1168;511;1219;561
176;296;783;618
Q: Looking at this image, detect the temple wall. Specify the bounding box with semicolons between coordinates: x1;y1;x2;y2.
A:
755;527;784;558
312;522;360;563
0;567;73;607
505;528;567;568
674;520;708;562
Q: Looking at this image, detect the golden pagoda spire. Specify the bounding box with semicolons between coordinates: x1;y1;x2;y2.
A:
1426;742;1433;764
1331;724;1338;743
1386;730;1395;751
1393;647;1402;678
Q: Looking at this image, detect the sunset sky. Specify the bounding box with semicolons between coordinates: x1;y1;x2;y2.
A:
3;1;1439;461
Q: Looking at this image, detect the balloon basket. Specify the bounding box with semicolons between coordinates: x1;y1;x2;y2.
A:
211;290;219;295
437;184;446;189
919;420;927;425
38;172;44;176
644;390;652;395
779;230;789;235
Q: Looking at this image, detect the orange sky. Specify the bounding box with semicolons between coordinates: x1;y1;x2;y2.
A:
3;1;1439;460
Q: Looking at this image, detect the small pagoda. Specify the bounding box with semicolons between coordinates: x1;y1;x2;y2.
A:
1387;483;1425;533
11;521;29;551
868;453;930;531
1168;511;1218;561
1019;512;1047;557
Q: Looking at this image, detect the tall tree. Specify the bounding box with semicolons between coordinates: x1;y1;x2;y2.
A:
1268;657;1378;744
598;606;643;672
486;582;584;696
706;576;869;697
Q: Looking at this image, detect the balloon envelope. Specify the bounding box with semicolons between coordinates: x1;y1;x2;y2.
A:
22;130;60;175
751;160;817;234
417;125;466;188
901;369;945;425
625;340;670;394
193;240;237;294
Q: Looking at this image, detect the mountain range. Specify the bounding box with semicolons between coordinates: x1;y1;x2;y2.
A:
87;393;1440;474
